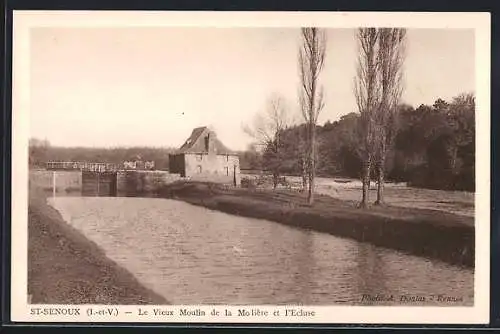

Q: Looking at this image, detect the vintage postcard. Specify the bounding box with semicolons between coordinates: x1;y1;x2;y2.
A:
11;11;490;324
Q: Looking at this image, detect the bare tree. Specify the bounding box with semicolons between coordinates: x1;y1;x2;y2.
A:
354;28;380;208
374;28;407;205
243;93;290;189
298;125;309;192
298;27;326;205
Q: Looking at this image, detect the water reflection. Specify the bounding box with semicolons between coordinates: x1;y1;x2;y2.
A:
292;230;313;304
355;242;388;304
49;197;474;306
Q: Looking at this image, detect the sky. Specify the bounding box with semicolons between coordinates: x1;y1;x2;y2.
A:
29;27;475;151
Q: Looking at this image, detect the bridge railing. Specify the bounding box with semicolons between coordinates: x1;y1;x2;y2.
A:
46;161;121;172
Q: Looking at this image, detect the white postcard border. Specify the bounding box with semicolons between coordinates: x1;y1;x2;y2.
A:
11;11;491;324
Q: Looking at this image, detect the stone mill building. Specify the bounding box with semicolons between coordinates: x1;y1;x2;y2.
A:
169;126;241;185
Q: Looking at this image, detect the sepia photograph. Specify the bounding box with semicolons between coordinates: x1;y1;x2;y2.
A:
11;11;490;324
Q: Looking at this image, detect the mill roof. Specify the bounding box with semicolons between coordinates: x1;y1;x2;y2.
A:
177;126;236;155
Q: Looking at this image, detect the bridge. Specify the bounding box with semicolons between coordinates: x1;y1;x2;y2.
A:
46;161;121;172
46;160;155;172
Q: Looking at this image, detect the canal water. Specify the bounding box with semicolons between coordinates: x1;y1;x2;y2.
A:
48;197;474;306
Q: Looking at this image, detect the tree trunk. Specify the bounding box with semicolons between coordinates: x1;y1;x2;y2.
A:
375;156;385;205
360;157;372;208
301;159;308;192
308;160;315;205
451;145;458;174
375;139;386;205
274;139;280;190
233;165;237;187
273;173;278;189
307;123;316;205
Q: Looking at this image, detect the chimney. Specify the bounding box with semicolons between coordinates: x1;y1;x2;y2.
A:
205;133;210;151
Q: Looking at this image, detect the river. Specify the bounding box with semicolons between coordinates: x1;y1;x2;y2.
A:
48;196;474;306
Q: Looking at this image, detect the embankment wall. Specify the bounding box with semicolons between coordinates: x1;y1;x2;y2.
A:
29;170;184;196
29;170;82;193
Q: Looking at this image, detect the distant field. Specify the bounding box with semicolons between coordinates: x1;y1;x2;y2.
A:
241;174;474;217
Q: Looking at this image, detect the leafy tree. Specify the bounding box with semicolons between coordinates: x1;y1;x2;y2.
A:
243;93;474;193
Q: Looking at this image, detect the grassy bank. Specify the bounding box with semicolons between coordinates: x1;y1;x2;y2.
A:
159;181;475;268
28;185;167;304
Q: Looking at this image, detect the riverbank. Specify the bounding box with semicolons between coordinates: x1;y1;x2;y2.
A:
158;181;475;268
28;186;167;304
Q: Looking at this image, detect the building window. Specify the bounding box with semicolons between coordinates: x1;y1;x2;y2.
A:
225;167;229;176
197;165;202;174
197;154;203;161
226;154;229;162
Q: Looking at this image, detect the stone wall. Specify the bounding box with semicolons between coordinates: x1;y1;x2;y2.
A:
185;153;240;185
